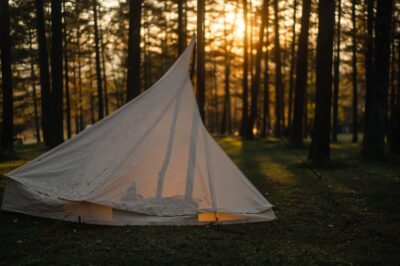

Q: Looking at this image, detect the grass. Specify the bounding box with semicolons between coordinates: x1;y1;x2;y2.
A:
0;136;399;265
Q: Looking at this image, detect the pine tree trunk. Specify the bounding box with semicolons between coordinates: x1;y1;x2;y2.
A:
289;0;311;146
332;0;342;143
0;0;14;150
100;25;109;116
29;30;41;143
197;0;206;121
177;0;185;54
362;0;394;159
247;0;268;139
50;0;64;147
390;39;400;154
126;0;142;102
93;0;104;120
63;0;72;139
288;0;297;133
273;0;283;137
261;22;270;138
351;0;358;143
35;0;51;147
308;0;335;161
241;0;249;137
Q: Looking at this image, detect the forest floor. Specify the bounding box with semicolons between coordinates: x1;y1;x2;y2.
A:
0;135;399;265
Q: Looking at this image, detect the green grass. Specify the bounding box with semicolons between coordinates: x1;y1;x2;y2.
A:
0;137;399;265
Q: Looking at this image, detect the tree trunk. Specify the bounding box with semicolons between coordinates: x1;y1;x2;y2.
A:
261;19;270;138
308;0;335;161
92;0;104;120
289;0;311;146
241;0;249;137
351;0;358;143
100;25;109;116
247;0;268;139
197;0;206;121
288;0;297;133
35;0;51;147
29;30;41;143
332;0;342;143
63;0;72;139
177;0;185;54
390;39;400;154
273;0;283;137
126;0;142;102
0;0;14;150
50;0;64;148
362;0;394;159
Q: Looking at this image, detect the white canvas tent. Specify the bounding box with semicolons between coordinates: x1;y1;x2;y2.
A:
1;38;275;225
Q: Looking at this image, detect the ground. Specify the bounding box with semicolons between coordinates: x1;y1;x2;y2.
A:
0;136;399;265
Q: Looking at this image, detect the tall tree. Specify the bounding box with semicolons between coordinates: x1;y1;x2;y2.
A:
362;0;394;159
273;0;284;137
177;0;185;54
332;0;342;143
287;0;297;131
126;0;142;102
63;0;72;138
35;0;51;147
247;0;268;139
49;0;64;147
289;0;312;146
197;0;206;121
390;39;400;154
0;0;14;150
261;17;270;138
93;0;104;120
28;30;41;143
308;0;335;161
351;0;358;143
241;0;249;137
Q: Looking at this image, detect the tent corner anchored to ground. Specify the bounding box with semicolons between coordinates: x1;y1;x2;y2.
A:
1;38;276;226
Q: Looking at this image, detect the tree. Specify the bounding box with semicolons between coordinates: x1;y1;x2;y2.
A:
308;0;335;161
241;0;249;137
126;0;142;102
362;0;394;159
390;39;400;154
247;0;268;139
289;0;312;147
332;0;342;143
0;0;14;150
35;0;51;147
49;0;64;148
197;0;206;121
93;0;104;120
273;0;284;137
351;0;358;143
287;0;297;132
177;0;186;54
261;16;270;138
63;0;72;138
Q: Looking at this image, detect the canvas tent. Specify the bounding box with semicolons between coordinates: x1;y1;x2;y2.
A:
1;38;275;225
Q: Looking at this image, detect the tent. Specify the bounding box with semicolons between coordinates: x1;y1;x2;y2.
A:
1;38;275;225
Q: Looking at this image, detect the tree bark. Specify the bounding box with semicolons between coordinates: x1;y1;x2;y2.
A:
177;0;185;54
247;0;269;139
63;0;72;139
29;30;41;143
50;0;64;147
351;0;358;143
100;24;109;116
261;19;270;138
126;0;142;102
362;0;394;159
93;0;104;120
35;0;51;147
288;0;297;133
273;0;283;137
241;0;249;137
308;0;335;161
390;39;400;154
197;0;206;121
0;0;14;150
332;0;342;143
289;0;311;146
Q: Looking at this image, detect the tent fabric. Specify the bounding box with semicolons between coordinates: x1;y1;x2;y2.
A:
1;38;276;225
